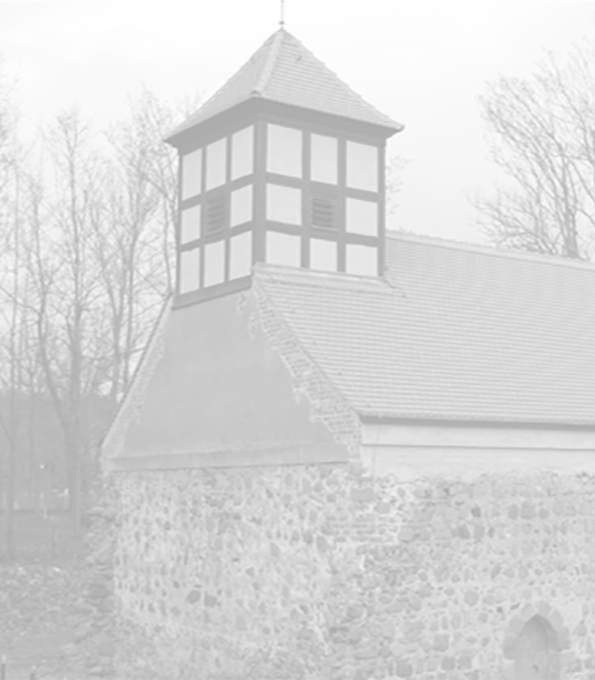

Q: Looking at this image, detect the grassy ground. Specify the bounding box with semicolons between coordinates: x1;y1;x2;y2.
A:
0;513;98;680
0;511;79;562
0;559;89;679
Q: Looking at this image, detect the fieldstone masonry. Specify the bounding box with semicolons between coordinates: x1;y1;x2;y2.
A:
111;462;595;679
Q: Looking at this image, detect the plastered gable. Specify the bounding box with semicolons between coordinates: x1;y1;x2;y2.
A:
111;289;352;468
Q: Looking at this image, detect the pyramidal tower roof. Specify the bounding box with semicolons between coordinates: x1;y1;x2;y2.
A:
166;27;403;140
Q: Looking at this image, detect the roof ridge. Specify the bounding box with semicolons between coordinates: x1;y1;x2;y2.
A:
252;27;286;96
388;229;595;272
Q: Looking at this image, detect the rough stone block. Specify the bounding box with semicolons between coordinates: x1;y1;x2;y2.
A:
464;590;479;606
433;634;449;652
441;656;456;671
354;644;377;659
520;501;535;520
348;625;364;643
316;535;329;552
381;621;396;639
351;487;376;503
457;655;472;669
186;590;201;604
347;603;364;620
456;524;471;539
426;656;440;671
469;523;483;542
399;526;417;542
395;661;413;677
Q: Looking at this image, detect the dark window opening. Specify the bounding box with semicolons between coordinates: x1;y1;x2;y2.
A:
205;193;226;235
311;191;337;230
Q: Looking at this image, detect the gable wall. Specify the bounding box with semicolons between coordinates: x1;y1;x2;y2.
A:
109;290;347;467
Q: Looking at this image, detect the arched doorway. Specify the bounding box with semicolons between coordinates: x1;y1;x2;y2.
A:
513;615;558;680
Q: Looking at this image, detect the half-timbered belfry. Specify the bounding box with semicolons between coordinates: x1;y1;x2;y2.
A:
166;27;402;305
102;23;595;680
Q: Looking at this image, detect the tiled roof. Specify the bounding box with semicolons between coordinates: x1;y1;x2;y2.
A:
167;28;402;139
254;233;595;425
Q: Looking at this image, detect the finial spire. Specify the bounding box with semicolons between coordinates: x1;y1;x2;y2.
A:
279;0;285;26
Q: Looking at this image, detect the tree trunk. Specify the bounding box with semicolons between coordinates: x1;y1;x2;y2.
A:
64;430;82;547
4;442;15;560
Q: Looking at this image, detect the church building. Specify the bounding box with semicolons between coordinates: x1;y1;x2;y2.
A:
101;24;595;680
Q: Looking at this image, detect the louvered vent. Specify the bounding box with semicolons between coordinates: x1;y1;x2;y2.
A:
205;193;226;234
311;192;337;230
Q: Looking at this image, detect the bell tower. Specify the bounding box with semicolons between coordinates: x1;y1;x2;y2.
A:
165;27;403;306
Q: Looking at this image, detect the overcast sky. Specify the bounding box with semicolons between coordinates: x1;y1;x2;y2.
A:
1;0;594;244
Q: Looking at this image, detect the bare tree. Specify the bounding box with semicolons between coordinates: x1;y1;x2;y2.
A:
0;87;191;547
24;109;110;537
0;167;25;559
385;155;409;217
0;63;27;558
475;35;595;260
94;88;182;407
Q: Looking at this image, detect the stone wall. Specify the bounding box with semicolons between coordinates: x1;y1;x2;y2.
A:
113;463;595;679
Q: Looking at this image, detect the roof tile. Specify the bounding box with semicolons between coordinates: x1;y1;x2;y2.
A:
254;234;595;425
167;28;402;139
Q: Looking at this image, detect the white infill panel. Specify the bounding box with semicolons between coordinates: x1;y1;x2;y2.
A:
180;205;201;244
311;134;338;184
346;141;378;192
231;126;254;180
266;184;302;225
267;124;302;178
205;138;227;191
204;240;225;287
229;232;253;280
266;232;301;268
179;248;200;293
346;198;378;236
182;149;202;199
310;238;337;272
230;185;253;227
346;243;378;277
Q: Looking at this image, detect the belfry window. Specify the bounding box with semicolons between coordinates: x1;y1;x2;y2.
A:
205;192;226;235
311;191;337;231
